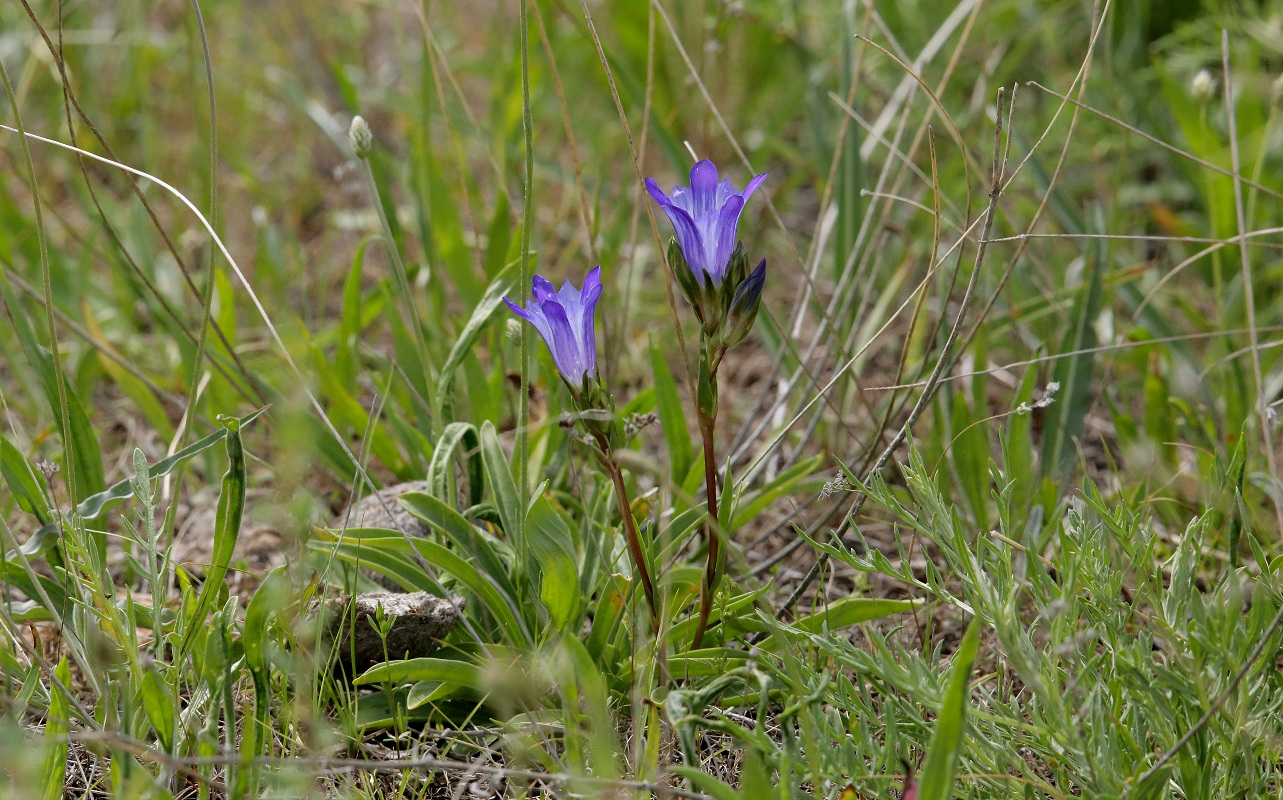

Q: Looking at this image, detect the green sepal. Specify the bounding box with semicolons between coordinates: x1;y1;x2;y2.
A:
567;373;622;451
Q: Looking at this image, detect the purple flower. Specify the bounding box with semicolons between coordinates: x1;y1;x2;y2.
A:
645;160;767;286
504;266;603;384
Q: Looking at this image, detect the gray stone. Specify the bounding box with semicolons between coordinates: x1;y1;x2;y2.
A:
321;591;462;675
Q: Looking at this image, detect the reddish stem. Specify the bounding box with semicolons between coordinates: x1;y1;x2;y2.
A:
692;412;720;649
601;448;659;625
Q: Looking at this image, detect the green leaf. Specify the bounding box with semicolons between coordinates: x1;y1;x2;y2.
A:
40;655;70;800
650;339;692;482
244;568;291;677
481;193;514;280
311;529;527;645
81;302;174;440
667;766;740;800
732;455;822;529
790;597;918;635
65;406;267;524
180;418;246;656
916;617;980;800
526;495;580;631
1005;365;1038;513
139;664;176;752
309;341;407;477
399;491;517;599
949;390;990;531
425;422;484;506
0;434;50;524
479;420;523;548
436;262;518;413
354;656;482;689
336;235;377;387
0;270;105;507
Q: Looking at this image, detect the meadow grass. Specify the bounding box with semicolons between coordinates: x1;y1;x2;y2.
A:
1;0;1282;797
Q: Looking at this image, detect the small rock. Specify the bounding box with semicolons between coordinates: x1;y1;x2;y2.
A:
339;480;432;538
319;591;462;675
336;481;435;590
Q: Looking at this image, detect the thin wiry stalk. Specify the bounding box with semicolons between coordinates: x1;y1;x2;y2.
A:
0;124;449;597
595;440;659;623
0;268;189;411
956;0;1109;362
23;0;264;404
1026;80;1283;204
727;0;988;477
650;0;851;432
519;0;535;579
358;159;435;416
616;1;657;368
778;86;1010;622
165;0;223;567
1221;29;1283;534
415;14;512;203
576;0;696;398
1;54;78;507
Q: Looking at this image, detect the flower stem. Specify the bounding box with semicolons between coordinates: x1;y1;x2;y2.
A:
693;371;720;650
597;439;659;625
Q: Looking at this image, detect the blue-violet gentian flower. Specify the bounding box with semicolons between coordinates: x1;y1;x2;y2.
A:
645;159;767;286
504;266;603;385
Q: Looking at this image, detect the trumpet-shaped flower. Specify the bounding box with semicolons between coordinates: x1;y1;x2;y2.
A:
504;266;603;384
645;160;767;286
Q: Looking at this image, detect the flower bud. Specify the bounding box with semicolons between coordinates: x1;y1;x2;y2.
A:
667;237;712;325
1189;69;1216;104
722;258;766;347
349;115;373;159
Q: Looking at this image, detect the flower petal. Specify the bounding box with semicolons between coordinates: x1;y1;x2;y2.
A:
668;184;695;215
689;160;720;215
741;173;768;200
659;205;709;279
540;298;585;381
579;266;603;377
644;177;671;206
532;275;557;304
503;297;529;319
715;178;739;208
711;194;745;282
506;296;557;358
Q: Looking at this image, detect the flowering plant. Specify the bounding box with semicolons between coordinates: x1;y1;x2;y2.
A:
505;266;656;620
504;267;603;386
648;159;768;648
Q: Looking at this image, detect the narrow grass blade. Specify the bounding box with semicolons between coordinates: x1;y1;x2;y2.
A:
0;434;51;524
650;338;693;483
1040;215;1105;483
180;417;246;656
916;617;980;800
40;655;71;800
0;273;106;507
435;262;518;415
425;422;484;506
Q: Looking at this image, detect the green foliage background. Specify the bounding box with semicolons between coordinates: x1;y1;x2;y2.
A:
1;0;1283;797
